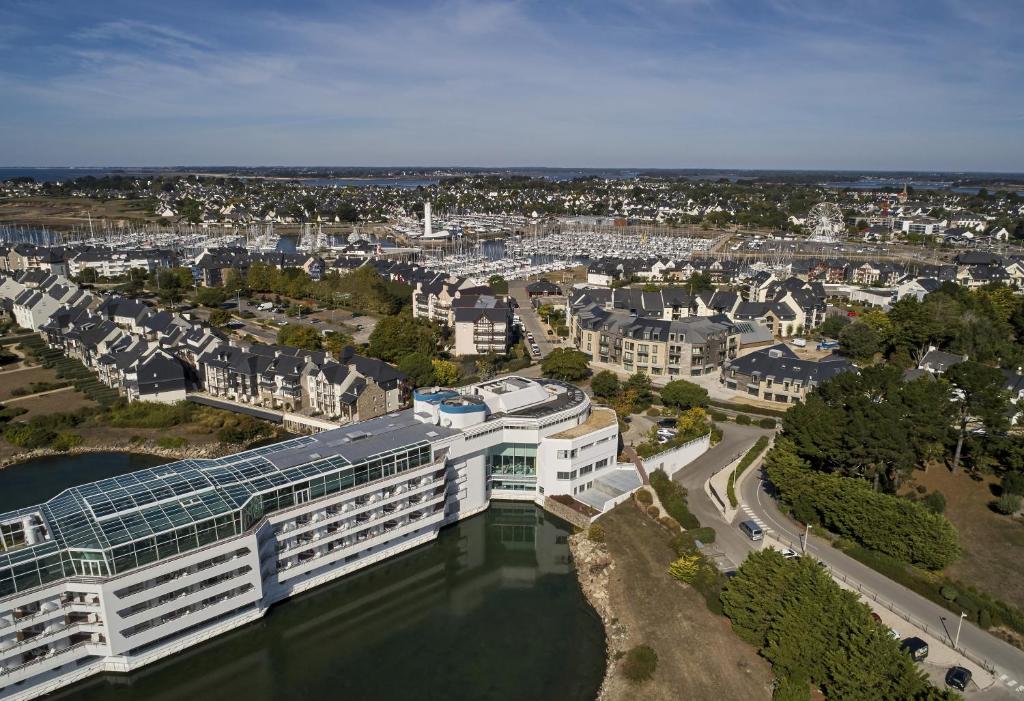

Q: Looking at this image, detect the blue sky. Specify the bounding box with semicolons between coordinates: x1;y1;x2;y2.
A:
1;0;1022;170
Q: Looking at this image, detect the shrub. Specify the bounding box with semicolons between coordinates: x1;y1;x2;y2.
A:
51;432;83;452
105;401;194;429
995;494;1022;515
586;524;606;543
709;410;728;422
758;417;777;429
1003;473;1024;496
4;423;55;449
635;489;653;506
621;645;658;683
646;407;660;417
941;585;959;602
650;470;700;529
156;436;189;450
646;505;660;518
669;553;702;582
735;414;752;425
922;491;946;515
659;516;682;533
915;484;928;495
690;527;716;544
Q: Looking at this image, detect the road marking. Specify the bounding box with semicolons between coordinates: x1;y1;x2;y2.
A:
740;505;768;530
1015;684;1023;692
1002;674;1009;681
1007;679;1017;687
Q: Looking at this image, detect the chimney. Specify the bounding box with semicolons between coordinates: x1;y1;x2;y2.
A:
424;202;432;238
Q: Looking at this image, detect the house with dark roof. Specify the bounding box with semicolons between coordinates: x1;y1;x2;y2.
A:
452;295;513;356
721;344;855;404
918;349;966;375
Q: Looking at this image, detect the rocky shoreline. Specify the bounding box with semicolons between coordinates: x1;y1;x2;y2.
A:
0;440;243;469
569;531;626;701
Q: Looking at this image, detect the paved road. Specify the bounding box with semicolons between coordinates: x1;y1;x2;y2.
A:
507;280;561;359
738;470;1024;697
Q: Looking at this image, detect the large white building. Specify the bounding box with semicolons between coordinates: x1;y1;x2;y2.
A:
0;376;632;700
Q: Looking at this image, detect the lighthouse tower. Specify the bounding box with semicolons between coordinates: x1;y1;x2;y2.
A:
424;202;432;238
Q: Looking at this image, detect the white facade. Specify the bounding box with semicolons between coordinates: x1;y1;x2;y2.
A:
0;376;630;701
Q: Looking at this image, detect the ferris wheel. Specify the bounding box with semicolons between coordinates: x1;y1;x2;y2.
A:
806;202;845;243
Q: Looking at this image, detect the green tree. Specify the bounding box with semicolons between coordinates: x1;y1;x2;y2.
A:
818;314;850;339
625;371;654;408
195;287;228;308
839;322;880;362
398;352;435;387
322;331;355;356
540;348;590;381
947;361;1011;471
431;359;459;385
367;314;438;363
208;308;232;327
487;274;509;295
660;379;709;410
590;370;620;400
77;267;98;284
276;323;323;351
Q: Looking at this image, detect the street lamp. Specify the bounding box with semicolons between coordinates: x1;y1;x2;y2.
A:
801;523;812;555
954;611;967;649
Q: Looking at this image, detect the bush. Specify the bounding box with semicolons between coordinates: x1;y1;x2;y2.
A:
635;489;653;506
105;401;194;429
51;432;82;452
727;436;771;507
922;490;946;515
941;585;959;601
758;417;777;429
690;527;717;544
650;470;700;529
669;553;702;582
646;407;660;417
621;645;658;683
1003;473;1024;497
735;414;752;425
586;524;606;543
659;516;682;533
156;436;189;450
646;505;660;518
995;494;1022;515
709;410;728;422
4;423;56;449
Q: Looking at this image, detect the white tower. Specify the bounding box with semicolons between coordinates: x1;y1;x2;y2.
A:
424;202;432;238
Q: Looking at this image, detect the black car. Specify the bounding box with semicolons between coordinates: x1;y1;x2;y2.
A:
900;637;929;662
945;666;972;691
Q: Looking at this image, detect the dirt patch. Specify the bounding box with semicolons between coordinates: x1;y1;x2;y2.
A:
12;389;97;420
592;502;773;701
0;196;157;229
0;367;61;401
910;467;1024;610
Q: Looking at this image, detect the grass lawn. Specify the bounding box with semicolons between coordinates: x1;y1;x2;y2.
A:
0;367;62;402
910;467;1024;611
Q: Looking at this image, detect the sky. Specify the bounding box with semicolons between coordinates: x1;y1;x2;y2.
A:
1;0;1022;171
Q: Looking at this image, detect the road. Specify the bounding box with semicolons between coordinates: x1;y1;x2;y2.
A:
672;424;1024;698
507;280;562;359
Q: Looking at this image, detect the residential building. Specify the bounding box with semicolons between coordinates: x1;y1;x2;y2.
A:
720;344;855;403
451;295;513;356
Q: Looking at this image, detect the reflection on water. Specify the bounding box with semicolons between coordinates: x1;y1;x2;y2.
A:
51;502;604;701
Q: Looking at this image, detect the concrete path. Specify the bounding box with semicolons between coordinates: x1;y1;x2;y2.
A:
4;385;75;403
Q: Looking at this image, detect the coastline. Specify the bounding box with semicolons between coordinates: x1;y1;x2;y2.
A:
569;531;623;701
0;440;247;470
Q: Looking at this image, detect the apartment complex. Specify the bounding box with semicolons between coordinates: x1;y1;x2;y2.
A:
412;274;513;356
0;375;632;700
720;344;855;403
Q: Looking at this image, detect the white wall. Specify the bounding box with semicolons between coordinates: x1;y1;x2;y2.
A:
642;433;711;478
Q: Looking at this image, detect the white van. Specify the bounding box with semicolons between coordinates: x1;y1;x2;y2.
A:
258;301;273;311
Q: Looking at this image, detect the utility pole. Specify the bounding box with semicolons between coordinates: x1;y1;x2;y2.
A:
954;611;967;648
801;523;812;555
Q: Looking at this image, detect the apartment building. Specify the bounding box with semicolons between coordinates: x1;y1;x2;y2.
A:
451;295;512;356
0;375;632;701
720;344;854;404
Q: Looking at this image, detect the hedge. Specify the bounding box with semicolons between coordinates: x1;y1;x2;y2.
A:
726;436;770;507
708;399;789;418
649;470;699;529
765;439;960;570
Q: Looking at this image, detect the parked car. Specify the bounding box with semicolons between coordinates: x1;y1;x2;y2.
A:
945;666;972;691
656;428;676;438
780;548;798;560
900;637;929;662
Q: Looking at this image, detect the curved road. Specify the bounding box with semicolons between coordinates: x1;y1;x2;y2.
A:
674;425;1024;698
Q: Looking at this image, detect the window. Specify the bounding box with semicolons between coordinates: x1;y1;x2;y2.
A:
557;471;572;480
579;464;593;476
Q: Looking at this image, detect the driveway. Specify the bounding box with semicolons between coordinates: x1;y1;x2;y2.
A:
507;280;561;358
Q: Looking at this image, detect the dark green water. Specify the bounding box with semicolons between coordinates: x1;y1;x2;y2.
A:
3;453;606;701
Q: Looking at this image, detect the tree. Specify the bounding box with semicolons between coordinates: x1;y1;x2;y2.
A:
683;272;714;293
398;352;435;387
276;323;323;351
431;359;459;385
660;379;709;410
367;314;438;362
839;322;880;361
195;287;227;308
675;407;711;441
322;331;355;356
947;361;1011;471
540;348;590;381
818;314;850;339
77;267;98;284
487;274;509;295
625;371;653;408
208;309;232;327
590;370;620;400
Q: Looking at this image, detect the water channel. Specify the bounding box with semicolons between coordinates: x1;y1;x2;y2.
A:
1;453;606;701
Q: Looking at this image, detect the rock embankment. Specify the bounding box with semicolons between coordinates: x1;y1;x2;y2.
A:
570;532;626;701
0;441;241;469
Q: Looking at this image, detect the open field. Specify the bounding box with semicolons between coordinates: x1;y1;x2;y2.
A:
0;196;157;229
12;389;97;421
598;502;773;701
0;366;61;401
913;467;1024;612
